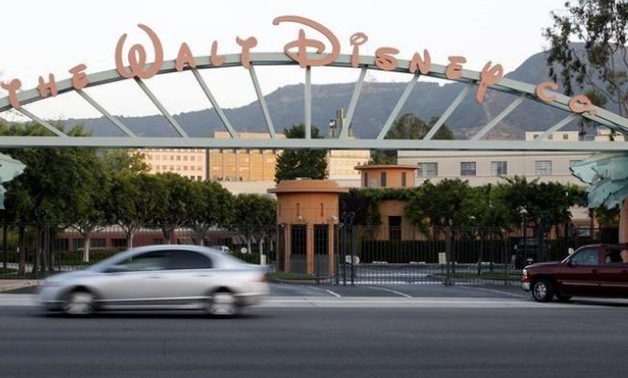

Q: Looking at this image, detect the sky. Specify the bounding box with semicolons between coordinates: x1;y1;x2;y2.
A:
1;0;570;121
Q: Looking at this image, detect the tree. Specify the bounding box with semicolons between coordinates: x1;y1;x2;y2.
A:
275;124;328;182
106;173;163;249
370;113;455;164
339;188;382;227
405;179;473;238
63;146;112;263
150;173;195;243
493;176;585;237
101;149;149;174
187;180;234;246
544;0;628;116
2;122;109;264
233;194;276;255
544;2;628;240
578;89;608;139
101;147;152;249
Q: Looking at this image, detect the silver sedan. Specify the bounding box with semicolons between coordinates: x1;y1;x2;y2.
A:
38;244;269;316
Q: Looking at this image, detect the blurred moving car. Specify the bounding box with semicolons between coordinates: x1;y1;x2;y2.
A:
38;244;269;316
521;243;628;302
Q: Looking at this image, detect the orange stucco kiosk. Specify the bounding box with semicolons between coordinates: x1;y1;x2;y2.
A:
268;179;349;275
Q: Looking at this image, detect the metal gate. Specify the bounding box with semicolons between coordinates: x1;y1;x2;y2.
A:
335;225;521;287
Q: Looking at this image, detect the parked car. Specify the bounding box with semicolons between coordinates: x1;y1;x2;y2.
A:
521;243;628;302
38;244;269;316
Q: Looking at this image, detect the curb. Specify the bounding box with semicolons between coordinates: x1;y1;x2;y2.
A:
0;280;41;293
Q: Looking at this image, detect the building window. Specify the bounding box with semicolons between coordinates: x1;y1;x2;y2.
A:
417;162;438;178
72;239;84;250
563;134;569;140
52;238;69;251
401;172;407;187
363;172;368;188
535;161;552;176
111;239;127;248
91;238;106;248
490;161;507;176
460;162;476;176
380;172;387;187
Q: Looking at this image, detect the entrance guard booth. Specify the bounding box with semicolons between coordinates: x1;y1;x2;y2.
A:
268;179;348;275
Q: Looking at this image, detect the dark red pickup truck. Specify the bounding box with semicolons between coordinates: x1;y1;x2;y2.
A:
521;243;628;302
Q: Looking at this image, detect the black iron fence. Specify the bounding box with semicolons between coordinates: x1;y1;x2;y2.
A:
0;223;275;279
333;225;618;286
0;222;618;285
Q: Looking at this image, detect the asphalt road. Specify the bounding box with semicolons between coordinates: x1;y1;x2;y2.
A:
1;284;628;378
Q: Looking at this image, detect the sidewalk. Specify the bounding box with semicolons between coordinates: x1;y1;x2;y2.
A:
0;280;41;293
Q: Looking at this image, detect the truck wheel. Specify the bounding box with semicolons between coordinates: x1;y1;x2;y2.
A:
531;279;554;302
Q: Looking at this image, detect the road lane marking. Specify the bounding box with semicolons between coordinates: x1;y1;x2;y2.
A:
458;285;527;298
367;286;412;298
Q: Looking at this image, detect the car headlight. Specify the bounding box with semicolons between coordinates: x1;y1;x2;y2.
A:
521;269;528;278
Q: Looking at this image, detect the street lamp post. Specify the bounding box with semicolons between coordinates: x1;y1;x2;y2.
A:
328;119;337;138
519;207;528;268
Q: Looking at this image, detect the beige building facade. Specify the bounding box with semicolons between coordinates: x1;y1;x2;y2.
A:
143;148;207;181
141;132;279;182
398;131;625;187
140;131;370;194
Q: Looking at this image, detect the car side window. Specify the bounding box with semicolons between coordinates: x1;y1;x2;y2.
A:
169;251;213;270
604;249;623;264
571;249;598;266
116;251;171;272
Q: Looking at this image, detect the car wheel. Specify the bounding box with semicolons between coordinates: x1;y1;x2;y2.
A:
531;279;554;302
207;291;237;316
555;293;572;302
62;289;96;316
